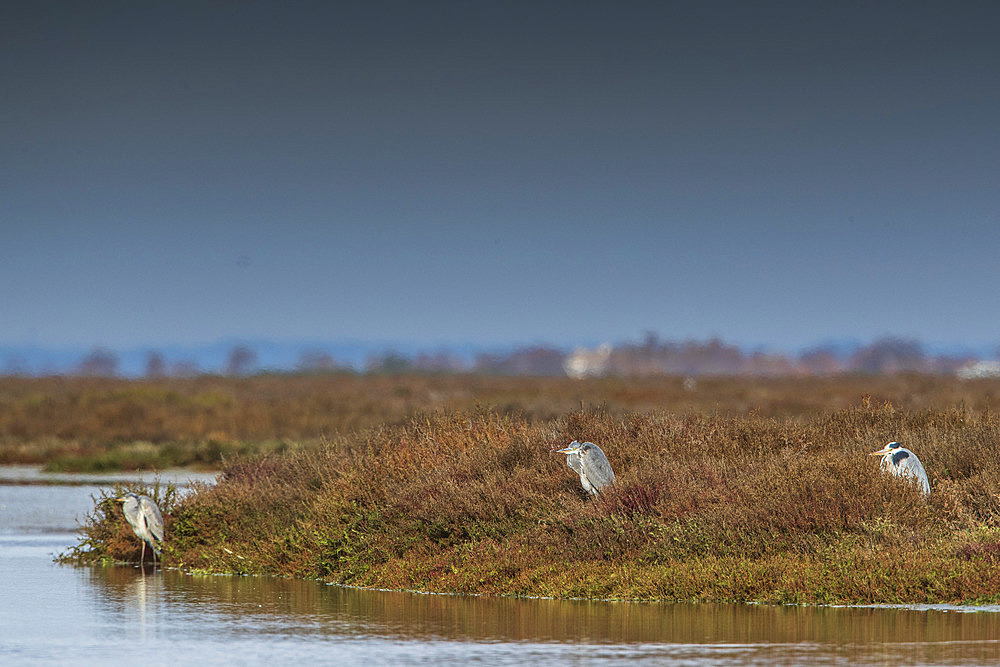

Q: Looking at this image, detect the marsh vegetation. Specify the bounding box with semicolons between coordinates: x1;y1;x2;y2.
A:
3;372;999;471
54;372;1000;604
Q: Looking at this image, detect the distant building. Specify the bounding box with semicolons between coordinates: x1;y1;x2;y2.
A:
956;360;1000;379
563;344;611;379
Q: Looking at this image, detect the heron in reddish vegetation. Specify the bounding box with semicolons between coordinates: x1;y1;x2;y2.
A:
869;441;930;495
115;492;165;565
557;441;615;495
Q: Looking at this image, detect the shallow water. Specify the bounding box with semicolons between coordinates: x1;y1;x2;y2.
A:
0;464;219;486
2;471;1000;665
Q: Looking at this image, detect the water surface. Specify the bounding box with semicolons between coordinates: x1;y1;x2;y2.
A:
2;470;999;665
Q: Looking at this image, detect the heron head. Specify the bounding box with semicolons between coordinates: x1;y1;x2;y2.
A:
869;441;902;457
114;492;138;503
558;441;600;456
557;440;584;455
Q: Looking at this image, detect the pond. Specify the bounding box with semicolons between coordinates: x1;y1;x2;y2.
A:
2;468;999;665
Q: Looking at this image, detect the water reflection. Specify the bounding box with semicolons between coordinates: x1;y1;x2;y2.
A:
82;565;1000;665
97;567;166;645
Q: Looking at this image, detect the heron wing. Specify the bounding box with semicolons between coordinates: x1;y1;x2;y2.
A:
140;496;166;543
899;454;931;494
581;447;616;492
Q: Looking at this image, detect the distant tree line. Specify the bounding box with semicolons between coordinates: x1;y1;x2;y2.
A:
6;336;998;379
363;335;995;378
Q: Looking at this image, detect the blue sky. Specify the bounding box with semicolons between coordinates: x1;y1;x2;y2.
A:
3;1;999;351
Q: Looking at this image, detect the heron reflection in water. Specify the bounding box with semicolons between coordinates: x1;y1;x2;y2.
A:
557;441;615;495
869;441;930;495
115;492;165;566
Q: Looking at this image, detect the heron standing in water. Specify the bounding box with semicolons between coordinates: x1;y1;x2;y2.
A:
115;492;165;565
557;441;615;495
869;441;930;495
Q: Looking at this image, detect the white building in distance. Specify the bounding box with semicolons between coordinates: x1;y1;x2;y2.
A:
563;344;612;379
957;360;1000;379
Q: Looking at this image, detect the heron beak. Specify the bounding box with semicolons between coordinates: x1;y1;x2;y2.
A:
869;446;891;457
557;440;582;454
114;497;127;502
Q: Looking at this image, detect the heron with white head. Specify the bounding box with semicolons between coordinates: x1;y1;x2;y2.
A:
557;441;615;495
115;492;165;565
869;441;930;495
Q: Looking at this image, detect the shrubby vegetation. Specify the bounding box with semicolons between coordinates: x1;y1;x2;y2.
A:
66;400;1000;604
3;373;1000;471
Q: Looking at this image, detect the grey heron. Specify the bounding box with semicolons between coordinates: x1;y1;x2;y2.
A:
115;492;165;565
869;441;930;495
557;441;615;495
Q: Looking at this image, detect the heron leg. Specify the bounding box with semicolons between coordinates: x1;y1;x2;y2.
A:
140;540;146;567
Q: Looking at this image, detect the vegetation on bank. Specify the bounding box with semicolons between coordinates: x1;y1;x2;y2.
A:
65;403;1000;605
4;373;1000;471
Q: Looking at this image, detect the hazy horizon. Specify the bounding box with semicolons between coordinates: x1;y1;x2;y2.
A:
3;332;997;379
4;1;999;350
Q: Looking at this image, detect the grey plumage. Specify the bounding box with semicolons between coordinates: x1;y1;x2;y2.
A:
557;441;615;495
116;492;165;565
870;441;930;495
565;450;584;476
